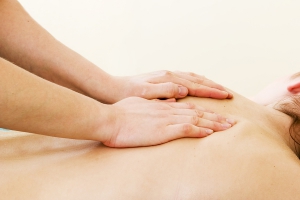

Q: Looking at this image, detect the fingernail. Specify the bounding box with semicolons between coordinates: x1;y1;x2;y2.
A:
226;118;235;125
222;123;231;129
227;92;233;99
206;129;214;134
179;86;188;96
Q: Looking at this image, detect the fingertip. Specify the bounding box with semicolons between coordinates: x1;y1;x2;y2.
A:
226;118;236;125
218;91;234;99
178;85;188;97
227;92;234;99
205;129;214;135
221;123;232;130
197;128;214;138
207;91;228;99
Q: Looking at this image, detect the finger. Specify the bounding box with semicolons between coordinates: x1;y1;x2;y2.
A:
170;115;231;132
149;70;222;90
164;124;214;141
189;84;231;99
171;71;233;99
176;71;225;90
169;106;236;125
184;81;232;99
170;107;231;124
148;71;232;99
143;82;189;99
200;79;233;99
201;112;236;125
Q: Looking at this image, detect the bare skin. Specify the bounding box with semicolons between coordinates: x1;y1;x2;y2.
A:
0;0;234;145
1;90;299;199
0;58;233;147
0;0;232;103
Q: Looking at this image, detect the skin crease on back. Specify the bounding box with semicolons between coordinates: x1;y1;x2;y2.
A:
1;90;300;200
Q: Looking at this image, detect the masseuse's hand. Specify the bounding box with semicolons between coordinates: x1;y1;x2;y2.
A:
102;97;235;148
113;71;232;102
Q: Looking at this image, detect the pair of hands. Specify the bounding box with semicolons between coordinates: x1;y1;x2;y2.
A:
104;71;234;148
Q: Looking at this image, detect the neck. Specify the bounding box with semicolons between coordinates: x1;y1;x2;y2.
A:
264;105;297;155
238;93;298;156
239;92;298;155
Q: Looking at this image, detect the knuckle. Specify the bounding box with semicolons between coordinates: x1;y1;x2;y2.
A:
188;82;198;95
187;72;196;76
189;88;196;96
216;114;225;122
103;134;117;148
161;70;173;77
182;124;192;135
195;110;204;118
185;102;195;109
198;77;205;84
212;122;223;130
191;115;199;125
191;81;197;87
139;86;149;98
195;75;206;84
165;82;177;97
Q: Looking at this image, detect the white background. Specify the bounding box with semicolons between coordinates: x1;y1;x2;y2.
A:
19;0;300;97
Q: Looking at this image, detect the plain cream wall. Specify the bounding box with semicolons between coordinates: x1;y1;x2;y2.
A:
19;0;300;97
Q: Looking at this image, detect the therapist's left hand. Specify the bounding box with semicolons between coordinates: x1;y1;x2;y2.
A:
113;70;232;102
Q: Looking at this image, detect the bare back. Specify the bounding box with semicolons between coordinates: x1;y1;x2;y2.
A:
1;93;300;199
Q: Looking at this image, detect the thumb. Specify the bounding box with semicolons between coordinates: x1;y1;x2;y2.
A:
144;83;188;99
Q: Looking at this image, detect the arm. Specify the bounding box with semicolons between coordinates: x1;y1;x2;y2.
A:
0;0;232;104
0;0;115;103
0;58;233;147
0;57;112;141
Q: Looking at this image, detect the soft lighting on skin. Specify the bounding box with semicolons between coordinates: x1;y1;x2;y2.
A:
250;73;300;106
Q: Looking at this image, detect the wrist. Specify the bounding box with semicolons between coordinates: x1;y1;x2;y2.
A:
89;103;120;142
90;75;129;104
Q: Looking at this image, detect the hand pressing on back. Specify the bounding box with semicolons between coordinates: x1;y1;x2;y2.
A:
101;97;235;148
108;71;232;103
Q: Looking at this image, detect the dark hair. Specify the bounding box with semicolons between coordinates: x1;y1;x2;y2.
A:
274;95;300;158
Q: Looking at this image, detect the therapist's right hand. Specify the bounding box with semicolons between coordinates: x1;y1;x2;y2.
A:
102;97;234;148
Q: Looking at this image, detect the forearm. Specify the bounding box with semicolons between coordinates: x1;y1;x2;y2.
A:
0;0;233;104
0;58;113;141
0;0;119;103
